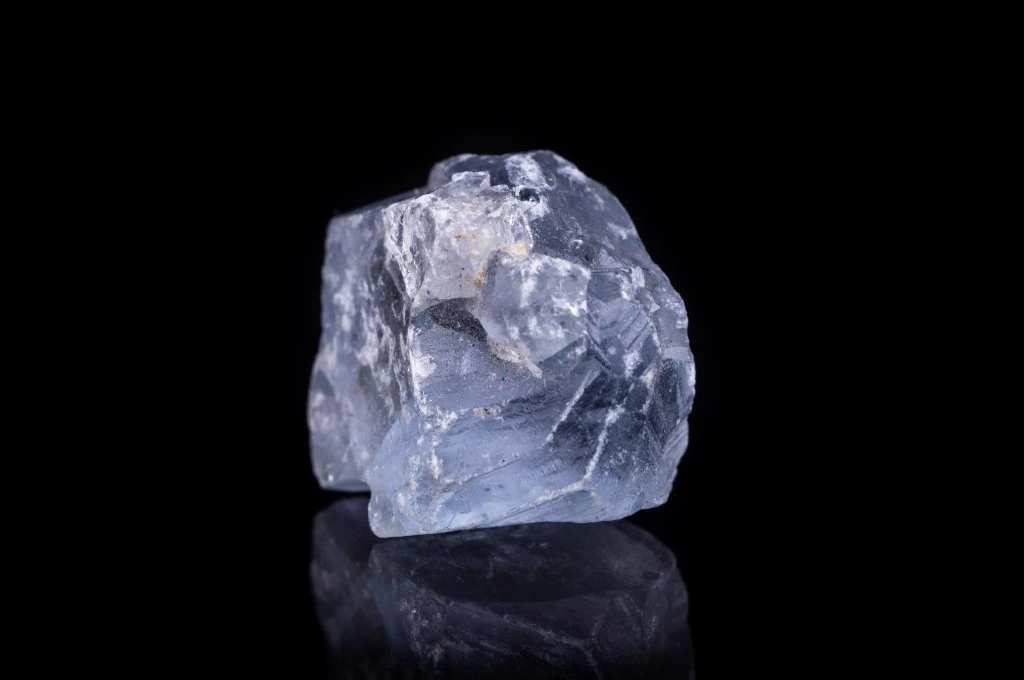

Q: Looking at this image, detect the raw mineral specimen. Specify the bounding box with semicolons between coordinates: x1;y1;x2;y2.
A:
310;496;694;679
309;151;695;537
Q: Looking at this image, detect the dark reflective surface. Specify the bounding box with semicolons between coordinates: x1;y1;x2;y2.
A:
311;496;694;679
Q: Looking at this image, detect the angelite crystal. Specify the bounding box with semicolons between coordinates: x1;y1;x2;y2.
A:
309;151;695;537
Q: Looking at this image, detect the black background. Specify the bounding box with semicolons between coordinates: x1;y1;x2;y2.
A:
147;77;895;677
22;30;1009;677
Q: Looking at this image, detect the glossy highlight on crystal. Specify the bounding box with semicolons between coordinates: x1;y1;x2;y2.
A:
309;152;695;536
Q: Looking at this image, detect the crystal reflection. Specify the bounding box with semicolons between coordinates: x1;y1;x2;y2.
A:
310;497;694;679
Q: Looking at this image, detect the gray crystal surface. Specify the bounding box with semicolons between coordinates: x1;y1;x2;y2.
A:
310;496;694;679
309;151;695;537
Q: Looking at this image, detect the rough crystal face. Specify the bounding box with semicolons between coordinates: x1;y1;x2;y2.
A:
309;151;695;537
310;497;694;679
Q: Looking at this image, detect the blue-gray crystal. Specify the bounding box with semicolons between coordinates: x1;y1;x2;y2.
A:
309;151;695;537
310;496;694;679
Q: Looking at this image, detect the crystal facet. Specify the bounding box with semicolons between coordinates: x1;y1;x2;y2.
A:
311;497;694;679
309;151;695;537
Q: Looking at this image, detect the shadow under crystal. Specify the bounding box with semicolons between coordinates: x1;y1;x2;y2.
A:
310;496;694;679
